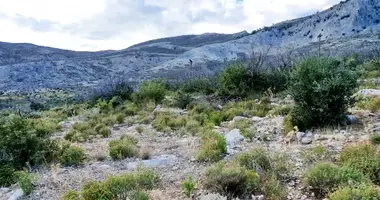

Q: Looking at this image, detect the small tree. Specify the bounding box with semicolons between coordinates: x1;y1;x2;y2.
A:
219;63;250;98
288;57;358;130
134;79;166;104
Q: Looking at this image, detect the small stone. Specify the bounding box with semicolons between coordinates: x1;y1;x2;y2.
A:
346;115;359;125
301;195;307;200
301;137;313;145
252;116;264;122
233;116;248;122
9;189;24;200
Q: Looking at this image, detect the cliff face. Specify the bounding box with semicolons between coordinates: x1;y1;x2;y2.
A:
0;0;380;92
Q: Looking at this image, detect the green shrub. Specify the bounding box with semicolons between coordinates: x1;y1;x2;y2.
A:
59;145;87;166
116;113;126;124
219;63;250;97
134;165;160;189
185;119;201;135
182;176;195;198
180;77;217;94
133;79;166;103
288;57;358;130
174;91;193;109
94;123;106;133
268;105;293;116
370;133;380;145
197;130;227;162
102;115;117;126
301;145;329;164
120;135;139;145
31;118;61;135
124;103;140;116
339;144;380;184
99;127;112;138
130;190;149;200
153;112;186;132
82;181;112;200
208;112;222;126
62;190;81;200
16;171;36;195
235;148;271;171
203;162;259;197
0;115;58;186
328;184;380;200
96;99;112;114
221;107;244;121
304;162;370;195
108;137;139;160
0;165;15;186
135;126;144;134
262;174;286;200
356;97;380;112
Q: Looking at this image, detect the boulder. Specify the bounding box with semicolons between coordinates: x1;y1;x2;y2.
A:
232;116;248;122
225;129;244;146
252;116;264;122
346;115;359;125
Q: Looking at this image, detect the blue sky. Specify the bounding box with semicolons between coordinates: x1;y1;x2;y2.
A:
0;0;340;51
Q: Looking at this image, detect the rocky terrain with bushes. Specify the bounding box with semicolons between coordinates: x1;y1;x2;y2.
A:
1;0;380;93
1;54;380;200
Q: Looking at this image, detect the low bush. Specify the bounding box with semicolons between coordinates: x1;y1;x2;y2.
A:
59;144;87;166
82;181;112;200
174;91;193;109
180;77;217;95
182;176;196;198
133;79;166;104
0;115;58;186
339;143;380;184
62;190;81;200
99;127;112;138
197;130;227;162
328;184;380;200
301;145;329;164
108;137;139;160
116;113;126;124
356;97;380;113
185;119;201;135
370;133;380;145
235;148;271;171
304;162;370;195
203;162;259;197
135;126;144;134
16;171;36;195
261;174;286;200
153;112;186;132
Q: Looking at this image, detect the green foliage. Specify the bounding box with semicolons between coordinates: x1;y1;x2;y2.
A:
153;112;187;132
197;130;227;162
108;137;139;160
219;63;251;97
262;174;286;200
182;176;196;198
65;122;95;142
16;171;36;195
185;119;201;135
0;165;15;186
174;91;193;109
96;99;112;114
370;133;380;145
180;77;218;94
130;191;149;200
268;105;293;116
235;147;271;171
339;144;380;184
304;162;370;195
203;162;260;197
135;126;144;134
0;115;57;185
133;79;166;104
59;144;87;167
218;62;289;98
288;57;358;130
301;145;329;164
356;97;380;113
116;113;126;124
99;127;111;138
82;181;112;200
328;184;380;200
62;190;81;200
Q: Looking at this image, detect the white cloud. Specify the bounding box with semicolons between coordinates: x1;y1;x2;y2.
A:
0;0;341;51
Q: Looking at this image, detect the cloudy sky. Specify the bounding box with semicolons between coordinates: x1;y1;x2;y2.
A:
0;0;340;51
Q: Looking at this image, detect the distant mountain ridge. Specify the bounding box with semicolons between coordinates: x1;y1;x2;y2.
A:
0;0;380;92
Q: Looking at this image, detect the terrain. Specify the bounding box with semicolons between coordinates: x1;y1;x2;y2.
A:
1;0;380;92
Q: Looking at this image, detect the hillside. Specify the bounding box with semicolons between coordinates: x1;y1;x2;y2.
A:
0;0;380;92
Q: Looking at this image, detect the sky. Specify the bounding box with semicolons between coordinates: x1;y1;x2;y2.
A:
0;0;341;51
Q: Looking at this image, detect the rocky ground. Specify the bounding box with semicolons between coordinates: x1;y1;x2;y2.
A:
1;100;375;200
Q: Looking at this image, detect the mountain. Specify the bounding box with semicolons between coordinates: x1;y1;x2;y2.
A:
1;0;380;92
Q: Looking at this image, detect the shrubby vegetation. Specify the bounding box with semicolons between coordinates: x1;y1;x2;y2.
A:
288;57;358;130
108;136;139;160
63;166;159;200
203;148;292;199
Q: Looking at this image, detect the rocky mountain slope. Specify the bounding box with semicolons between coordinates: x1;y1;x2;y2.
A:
1;0;380;92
